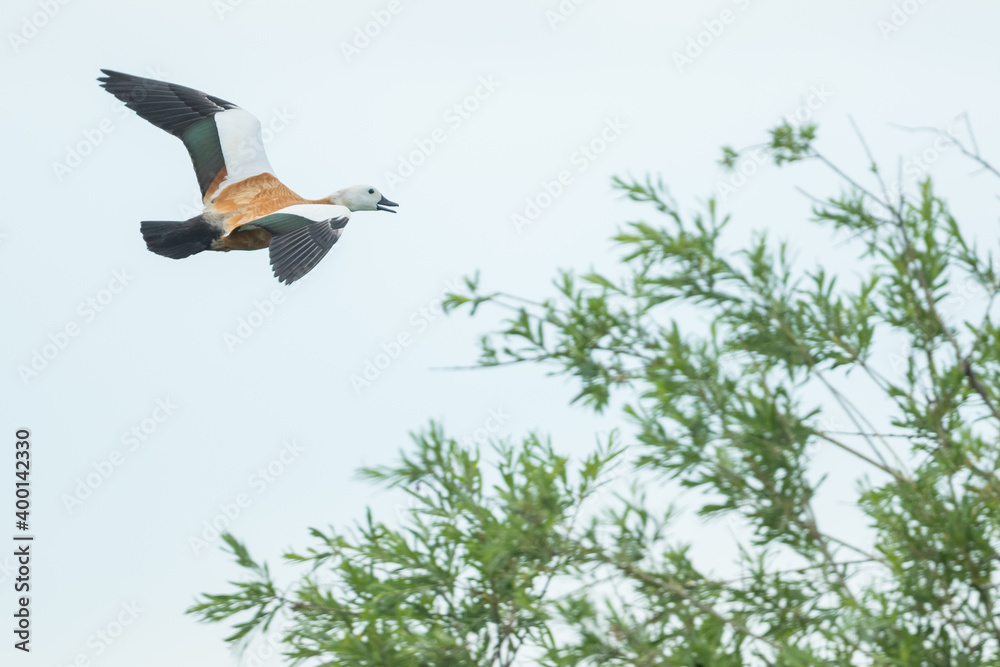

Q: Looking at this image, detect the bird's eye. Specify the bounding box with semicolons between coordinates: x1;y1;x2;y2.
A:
368;188;375;194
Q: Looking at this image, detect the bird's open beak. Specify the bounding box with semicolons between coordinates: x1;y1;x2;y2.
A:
376;195;398;213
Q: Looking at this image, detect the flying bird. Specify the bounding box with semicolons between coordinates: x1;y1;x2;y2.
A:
98;69;398;284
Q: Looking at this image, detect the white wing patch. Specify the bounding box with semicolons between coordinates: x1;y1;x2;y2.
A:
272;204;352;222
213;108;274;191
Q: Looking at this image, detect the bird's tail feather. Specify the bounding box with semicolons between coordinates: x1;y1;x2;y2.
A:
140;216;220;259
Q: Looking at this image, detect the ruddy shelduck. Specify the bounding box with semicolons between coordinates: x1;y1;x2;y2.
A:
98;69;398;284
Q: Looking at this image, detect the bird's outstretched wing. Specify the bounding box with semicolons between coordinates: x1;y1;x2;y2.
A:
244;205;351;285
98;69;274;199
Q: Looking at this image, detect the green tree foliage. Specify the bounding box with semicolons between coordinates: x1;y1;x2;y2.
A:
190;121;1000;665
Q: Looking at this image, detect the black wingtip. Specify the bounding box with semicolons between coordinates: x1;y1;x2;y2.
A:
97;69;154;89
97;68;123;84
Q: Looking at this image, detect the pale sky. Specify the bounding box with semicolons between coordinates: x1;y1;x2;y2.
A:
3;0;1000;664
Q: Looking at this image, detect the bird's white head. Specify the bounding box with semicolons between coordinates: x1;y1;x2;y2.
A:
327;185;398;213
